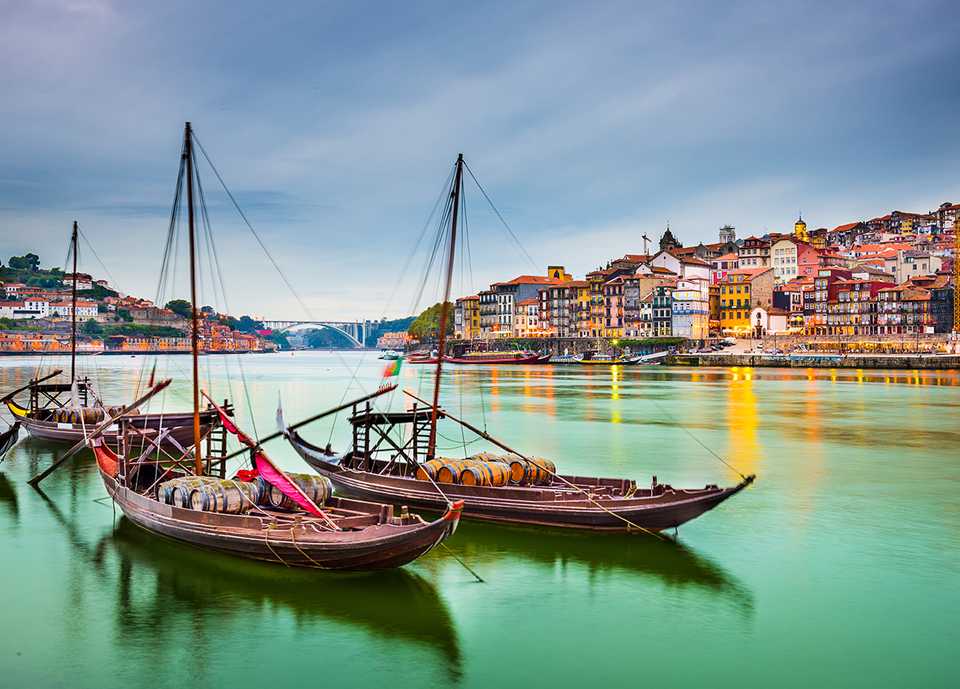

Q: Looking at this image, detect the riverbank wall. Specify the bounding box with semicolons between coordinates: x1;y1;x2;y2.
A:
668;352;960;369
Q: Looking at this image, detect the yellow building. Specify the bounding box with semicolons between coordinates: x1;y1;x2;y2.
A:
574;281;591;336
719;268;774;334
455;295;480;339
794;214;809;243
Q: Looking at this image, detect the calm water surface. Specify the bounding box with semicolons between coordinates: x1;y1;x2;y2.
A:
0;352;957;688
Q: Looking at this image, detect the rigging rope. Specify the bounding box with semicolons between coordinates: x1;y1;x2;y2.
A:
463;161;536;268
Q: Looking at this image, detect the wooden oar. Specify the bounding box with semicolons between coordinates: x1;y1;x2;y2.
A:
28;379;172;487
403;389;666;539
0;369;64;403
219;384;397;462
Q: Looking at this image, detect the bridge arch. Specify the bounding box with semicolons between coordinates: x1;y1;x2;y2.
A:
263;321;366;348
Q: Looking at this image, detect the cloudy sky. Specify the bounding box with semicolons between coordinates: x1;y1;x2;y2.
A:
1;0;958;320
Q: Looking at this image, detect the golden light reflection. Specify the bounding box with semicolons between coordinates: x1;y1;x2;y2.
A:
726;371;758;480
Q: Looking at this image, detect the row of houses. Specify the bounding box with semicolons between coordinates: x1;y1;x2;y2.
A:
453;211;956;340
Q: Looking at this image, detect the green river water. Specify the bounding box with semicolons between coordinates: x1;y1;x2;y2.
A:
0;352;956;688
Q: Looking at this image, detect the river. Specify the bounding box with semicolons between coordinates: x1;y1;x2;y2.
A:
0;352;956;688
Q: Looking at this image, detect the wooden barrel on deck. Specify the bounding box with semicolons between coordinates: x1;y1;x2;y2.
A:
261;473;333;511
459;465;490;486
158;476;219;508
192;480;260;514
436;461;464;484
415;459;444;481
486;461;511;487
510;457;557;485
80;407;104;424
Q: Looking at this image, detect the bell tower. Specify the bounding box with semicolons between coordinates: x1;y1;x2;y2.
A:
794;213;809;243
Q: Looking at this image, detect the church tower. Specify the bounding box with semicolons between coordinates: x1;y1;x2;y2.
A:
659;224;681;252
794;214;809;243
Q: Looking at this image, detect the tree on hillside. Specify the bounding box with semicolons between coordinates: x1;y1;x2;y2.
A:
8;253;40;271
408;302;454;342
165;299;192;319
81;319;103;335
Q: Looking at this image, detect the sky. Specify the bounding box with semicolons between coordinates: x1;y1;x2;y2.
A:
1;0;959;321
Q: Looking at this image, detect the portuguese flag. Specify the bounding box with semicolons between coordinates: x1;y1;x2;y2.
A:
382;359;403;378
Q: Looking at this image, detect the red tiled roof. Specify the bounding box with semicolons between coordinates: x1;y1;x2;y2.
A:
500;275;566;285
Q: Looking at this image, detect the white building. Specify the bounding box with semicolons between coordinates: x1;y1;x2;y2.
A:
49;301;99;320
749;306;789;336
649;250;711;281
671;277;710;339
771;238;800;283
894;251;942;283
0;299;50;319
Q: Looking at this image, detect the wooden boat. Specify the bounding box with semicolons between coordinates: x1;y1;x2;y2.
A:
287;404;752;533
578;352;632;365
91;434;461;570
3;376;216;448
286;154;754;535
409;350;543;365
69;122;462;572
2;223;218;448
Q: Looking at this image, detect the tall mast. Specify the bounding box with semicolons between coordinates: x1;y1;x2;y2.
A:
427;153;463;459
184;122;203;475
69;220;78;384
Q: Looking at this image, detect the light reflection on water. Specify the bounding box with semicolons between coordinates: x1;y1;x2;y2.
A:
0;353;957;689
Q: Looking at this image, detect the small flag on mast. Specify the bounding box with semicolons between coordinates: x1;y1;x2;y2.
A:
379;358;402;390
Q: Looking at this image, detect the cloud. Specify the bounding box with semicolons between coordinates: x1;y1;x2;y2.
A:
1;0;959;320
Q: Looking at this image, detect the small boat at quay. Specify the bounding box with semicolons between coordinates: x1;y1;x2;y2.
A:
3;372;217;448
408;350;545;365
378;350;403;360
2;223;219;449
287;154;754;535
40;122;462;572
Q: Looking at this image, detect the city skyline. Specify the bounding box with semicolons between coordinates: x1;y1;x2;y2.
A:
2;0;959;320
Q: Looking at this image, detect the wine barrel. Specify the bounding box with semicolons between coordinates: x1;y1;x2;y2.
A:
459;466;489;486
486;461;511;487
80;407;103;424
262;473;333;511
192;480;260;514
436;461;463;484
415;459;444;481
158;476;220;508
509;457;558;485
509;459;528;484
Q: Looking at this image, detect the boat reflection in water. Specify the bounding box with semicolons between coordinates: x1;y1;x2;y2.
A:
105;520;463;679
440;521;754;615
0;472;18;522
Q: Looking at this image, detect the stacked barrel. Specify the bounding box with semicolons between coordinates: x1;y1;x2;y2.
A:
413;453;557;487
157;472;333;515
51;407;105;424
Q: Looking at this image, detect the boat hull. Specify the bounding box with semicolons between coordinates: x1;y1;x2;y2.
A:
291;440;751;533
7;402;216;448
99;471;460;570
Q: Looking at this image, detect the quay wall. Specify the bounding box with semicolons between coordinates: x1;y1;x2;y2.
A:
668;353;960;370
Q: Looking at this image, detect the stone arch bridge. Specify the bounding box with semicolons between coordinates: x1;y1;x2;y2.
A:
262;320;368;348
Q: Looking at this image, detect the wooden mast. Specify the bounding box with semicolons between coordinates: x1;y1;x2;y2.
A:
69;220;78;384
184;122;203;475
427;153;463;460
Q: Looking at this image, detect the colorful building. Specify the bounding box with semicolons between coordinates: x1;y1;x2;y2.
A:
719;268;774;334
